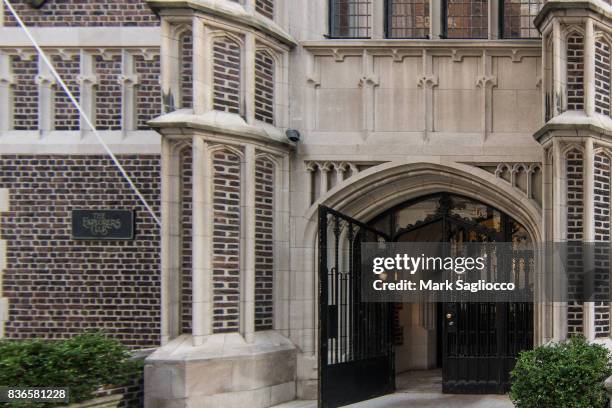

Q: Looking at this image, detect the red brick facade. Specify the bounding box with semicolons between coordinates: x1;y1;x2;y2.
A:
595;38;611;116
255;156;274;331
10;55;38;131
180;146;193;334
52;54;81;131
3;1;158;27
0;155;161;349
594;151;611;337
135;54;163;130
256;0;274;20
255;49;275;125
180;31;194;110
212;149;242;333
567;33;585;111
566;148;584;334
213;37;242;115
95;54;123;130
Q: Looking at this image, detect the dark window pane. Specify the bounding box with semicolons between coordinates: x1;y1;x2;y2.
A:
330;0;372;38
445;0;487;39
387;0;430;39
502;0;542;38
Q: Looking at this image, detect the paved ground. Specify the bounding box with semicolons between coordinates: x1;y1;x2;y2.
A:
273;370;514;408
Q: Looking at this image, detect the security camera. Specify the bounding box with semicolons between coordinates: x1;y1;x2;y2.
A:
286;129;301;143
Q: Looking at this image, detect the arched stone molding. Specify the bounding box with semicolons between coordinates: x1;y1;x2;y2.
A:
290;160;546;388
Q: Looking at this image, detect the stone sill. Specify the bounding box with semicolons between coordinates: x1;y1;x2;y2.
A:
147;331;296;363
149;109;294;149
303;39;542;50
533;111;612;143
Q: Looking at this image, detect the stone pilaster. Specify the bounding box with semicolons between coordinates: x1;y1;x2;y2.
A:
0;52;13;132
36;54;56;133
119;50;139;133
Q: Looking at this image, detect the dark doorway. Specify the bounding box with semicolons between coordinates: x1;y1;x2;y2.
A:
318;194;534;406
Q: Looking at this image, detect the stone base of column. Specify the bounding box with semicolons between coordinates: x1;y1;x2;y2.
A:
144;331;296;408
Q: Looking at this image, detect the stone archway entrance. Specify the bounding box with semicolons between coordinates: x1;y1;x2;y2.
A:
367;193;534;394
317;188;536;407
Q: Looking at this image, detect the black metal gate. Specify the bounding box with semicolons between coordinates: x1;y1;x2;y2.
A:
391;194;534;394
318;195;534;405
318;205;394;408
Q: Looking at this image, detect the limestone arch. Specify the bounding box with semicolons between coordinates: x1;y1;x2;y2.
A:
293;160;545;354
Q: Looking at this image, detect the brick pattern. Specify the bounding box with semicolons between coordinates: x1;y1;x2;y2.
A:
212;149;242;333
566;149;584;334
3;1;158;27
94;364;144;408
0;155;161;349
135;54;162;129
180;146;193;334
52;54;80;131
595;39;611;116
95;54;122;130
594;151;610;337
180;31;193;109
213;37;242;115
255;156;274;331
256;0;274;20
567;33;585;111
11;55;38;131
255;50;275;125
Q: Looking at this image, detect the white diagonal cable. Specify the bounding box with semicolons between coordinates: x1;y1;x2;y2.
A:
3;0;161;227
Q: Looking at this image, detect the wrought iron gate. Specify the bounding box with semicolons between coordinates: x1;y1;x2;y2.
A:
390;193;534;394
318;205;394;408
318;195;534;404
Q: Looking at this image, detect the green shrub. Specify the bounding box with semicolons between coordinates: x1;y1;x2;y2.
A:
0;332;141;406
510;335;612;408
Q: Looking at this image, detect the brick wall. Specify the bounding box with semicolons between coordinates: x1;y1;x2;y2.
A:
52;54;80;131
256;0;274;20
567;33;585;111
595;38;611;116
594;151;610;337
254;156;274;331
95;54;122;130
11;55;38;131
213;37;242;115
0;155;161;349
3;1;158;27
180;31;193;109
180;146;193;334
255;50;275;125
566;148;584;334
135;54;162;130
212;149;242;333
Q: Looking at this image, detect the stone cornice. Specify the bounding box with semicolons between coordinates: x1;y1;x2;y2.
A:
534;0;612;30
147;0;296;48
533;112;612;144
148;109;295;150
302;40;541;60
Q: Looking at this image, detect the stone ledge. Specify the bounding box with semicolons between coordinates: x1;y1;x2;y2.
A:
149;109;295;149
145;332;297;408
533;111;612;144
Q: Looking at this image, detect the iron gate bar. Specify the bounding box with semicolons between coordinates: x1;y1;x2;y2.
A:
318;205;394;408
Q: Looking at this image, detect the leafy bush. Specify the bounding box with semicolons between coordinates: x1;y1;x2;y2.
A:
0;332;141;405
510;335;612;408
